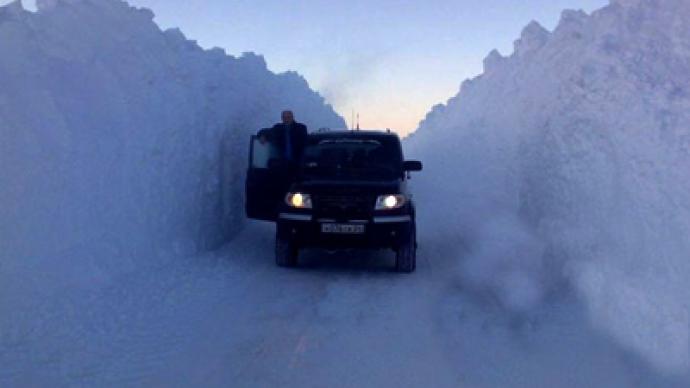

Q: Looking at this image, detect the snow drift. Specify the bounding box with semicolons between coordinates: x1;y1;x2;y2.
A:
0;0;344;301
408;0;690;375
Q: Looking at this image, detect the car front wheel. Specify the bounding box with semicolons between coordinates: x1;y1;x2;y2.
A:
275;225;298;268
395;223;416;273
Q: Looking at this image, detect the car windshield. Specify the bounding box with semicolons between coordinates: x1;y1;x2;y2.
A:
300;136;402;180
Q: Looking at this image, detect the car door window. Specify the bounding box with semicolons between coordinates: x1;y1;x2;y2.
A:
251;137;281;169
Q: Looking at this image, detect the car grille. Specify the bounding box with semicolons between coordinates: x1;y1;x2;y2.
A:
314;194;374;220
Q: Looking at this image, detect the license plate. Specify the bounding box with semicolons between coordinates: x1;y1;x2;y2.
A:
321;223;365;234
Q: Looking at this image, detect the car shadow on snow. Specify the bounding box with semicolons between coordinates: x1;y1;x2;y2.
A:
295;248;400;274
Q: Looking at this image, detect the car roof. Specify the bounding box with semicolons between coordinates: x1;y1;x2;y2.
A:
308;130;400;140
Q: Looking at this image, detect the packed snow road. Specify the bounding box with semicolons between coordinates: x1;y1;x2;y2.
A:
1;222;687;387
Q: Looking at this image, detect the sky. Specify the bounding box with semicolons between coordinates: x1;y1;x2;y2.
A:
8;0;608;134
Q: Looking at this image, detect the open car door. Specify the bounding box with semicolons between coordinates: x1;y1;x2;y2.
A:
245;132;288;221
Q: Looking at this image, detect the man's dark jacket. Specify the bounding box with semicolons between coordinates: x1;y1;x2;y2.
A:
260;122;308;162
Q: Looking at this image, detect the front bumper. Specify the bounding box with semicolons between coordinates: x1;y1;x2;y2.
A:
278;213;413;250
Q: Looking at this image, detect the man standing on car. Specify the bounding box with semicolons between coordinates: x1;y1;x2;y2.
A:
259;110;308;164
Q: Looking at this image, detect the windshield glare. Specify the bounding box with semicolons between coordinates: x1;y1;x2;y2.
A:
301;137;402;180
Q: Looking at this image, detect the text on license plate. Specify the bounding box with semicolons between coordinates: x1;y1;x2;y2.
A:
321;223;366;234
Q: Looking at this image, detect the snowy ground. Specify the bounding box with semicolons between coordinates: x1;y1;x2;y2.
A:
2;221;687;387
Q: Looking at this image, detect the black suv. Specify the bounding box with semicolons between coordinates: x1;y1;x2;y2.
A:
245;130;423;272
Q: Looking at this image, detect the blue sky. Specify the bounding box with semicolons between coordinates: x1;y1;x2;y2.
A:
8;0;608;133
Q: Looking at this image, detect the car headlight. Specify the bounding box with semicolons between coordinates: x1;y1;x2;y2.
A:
285;192;313;209
375;194;406;210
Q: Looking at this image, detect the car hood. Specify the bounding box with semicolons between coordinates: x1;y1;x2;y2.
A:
293;179;401;196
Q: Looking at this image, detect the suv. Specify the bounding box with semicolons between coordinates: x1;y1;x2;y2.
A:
245;130;423;272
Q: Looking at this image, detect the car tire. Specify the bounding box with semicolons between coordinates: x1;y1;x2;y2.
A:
276;226;298;268
395;222;416;273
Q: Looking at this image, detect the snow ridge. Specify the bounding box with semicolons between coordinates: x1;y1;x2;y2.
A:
0;0;344;302
408;0;690;375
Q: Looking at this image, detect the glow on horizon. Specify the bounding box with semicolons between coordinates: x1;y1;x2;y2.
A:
5;0;608;135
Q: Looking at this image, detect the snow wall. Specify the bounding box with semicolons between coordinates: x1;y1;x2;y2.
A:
407;0;690;376
0;0;345;299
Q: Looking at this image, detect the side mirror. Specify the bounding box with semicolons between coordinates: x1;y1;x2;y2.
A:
403;160;423;172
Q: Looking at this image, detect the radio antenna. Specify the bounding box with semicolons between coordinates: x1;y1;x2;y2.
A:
356;113;360;131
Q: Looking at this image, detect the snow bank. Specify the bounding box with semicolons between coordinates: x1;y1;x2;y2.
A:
0;0;344;300
408;0;690;375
